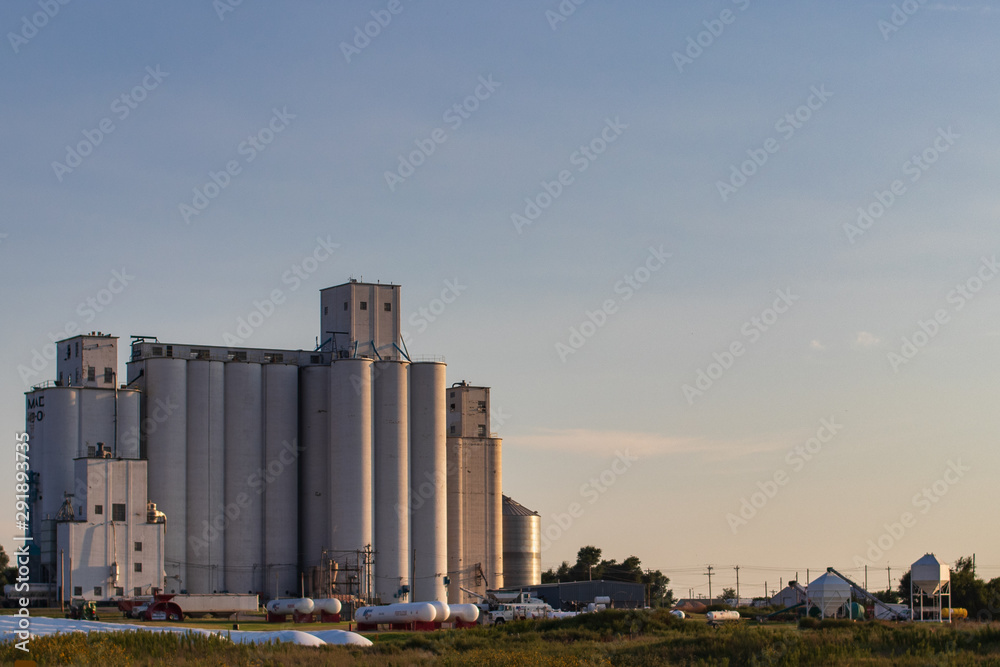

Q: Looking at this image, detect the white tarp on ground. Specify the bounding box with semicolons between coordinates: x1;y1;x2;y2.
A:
0;616;373;647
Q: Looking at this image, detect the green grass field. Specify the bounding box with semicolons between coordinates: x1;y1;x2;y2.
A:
5;608;1000;666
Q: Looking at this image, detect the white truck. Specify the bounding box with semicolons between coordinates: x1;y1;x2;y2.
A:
483;592;555;625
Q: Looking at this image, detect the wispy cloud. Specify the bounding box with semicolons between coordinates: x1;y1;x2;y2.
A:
854;331;880;348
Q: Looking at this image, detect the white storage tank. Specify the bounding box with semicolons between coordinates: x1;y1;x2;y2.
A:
224;361;263;594
354;602;437;624
808;571;851;619
185;359;226;594
373;360;409;602
408;362;447;602
266;597;314;615
144;357;188;593
313;597;342;615
298;365;330;581
502;495;541;588
911;553;950;596
329;358;373;579
449;603;480;623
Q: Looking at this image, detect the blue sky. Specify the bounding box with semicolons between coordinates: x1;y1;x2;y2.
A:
3;1;999;599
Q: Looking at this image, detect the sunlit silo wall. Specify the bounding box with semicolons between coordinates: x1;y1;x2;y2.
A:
263;363;299;597
502;495;541;588
488;437;504;590
409;362;447;602
224;361;263;594
185;360;226;594
298;364;330;589
144;357;188;593
329;358;373;584
373;360;409;602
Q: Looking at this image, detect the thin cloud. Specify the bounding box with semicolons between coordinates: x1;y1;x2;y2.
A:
854;331;880;347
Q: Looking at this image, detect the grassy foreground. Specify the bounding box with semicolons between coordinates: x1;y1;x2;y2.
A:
5;608;1000;666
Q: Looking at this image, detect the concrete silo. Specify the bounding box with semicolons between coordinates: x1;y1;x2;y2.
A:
223;361;263;594
329;357;373;597
263;363;299;597
502;495;541;588
373;360;409;602
144;357;188;593
185;359;226;594
298;364;330;595
409;362;447;602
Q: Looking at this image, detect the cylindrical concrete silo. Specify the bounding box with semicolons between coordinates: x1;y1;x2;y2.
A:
115;389;141;459
329;358;373;594
299;365;330;592
224;361;263;594
263;363;299;598
144;357;188;593
409;362;447;602
446;437;464;604
487;436;503;590
185;359;225;594
34;388;79;521
373;360;409;602
502;495;541;588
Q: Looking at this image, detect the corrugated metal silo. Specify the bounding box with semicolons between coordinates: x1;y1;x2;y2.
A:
224;361;263;594
329;358;373;587
373;360;409;602
299;365;330;587
144;357;188;593
185;359;225;594
263;362;299;597
409;362;447;602
502;495;541;587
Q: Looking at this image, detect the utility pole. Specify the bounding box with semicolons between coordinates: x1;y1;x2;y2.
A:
887;565;891;592
865;565;868;591
705;565;714;602
734;565;740;604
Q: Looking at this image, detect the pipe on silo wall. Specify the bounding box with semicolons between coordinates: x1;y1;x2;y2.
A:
224;362;263;595
263;363;299;598
299;365;330;585
329;358;373;586
186;360;225;594
373;360;409;602
144;358;188;593
488;437;503;590
409;362;447;602
446;437;463;604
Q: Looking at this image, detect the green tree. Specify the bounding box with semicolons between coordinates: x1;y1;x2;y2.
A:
721;587;737;600
0;545;12;587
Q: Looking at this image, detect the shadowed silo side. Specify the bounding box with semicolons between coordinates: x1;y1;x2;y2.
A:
298;364;330;592
502;495;541;588
373;360;409;602
224;361;263;594
409;361;447;602
145;357;188;593
263;362;299;597
329;358;373;584
186;359;225;593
